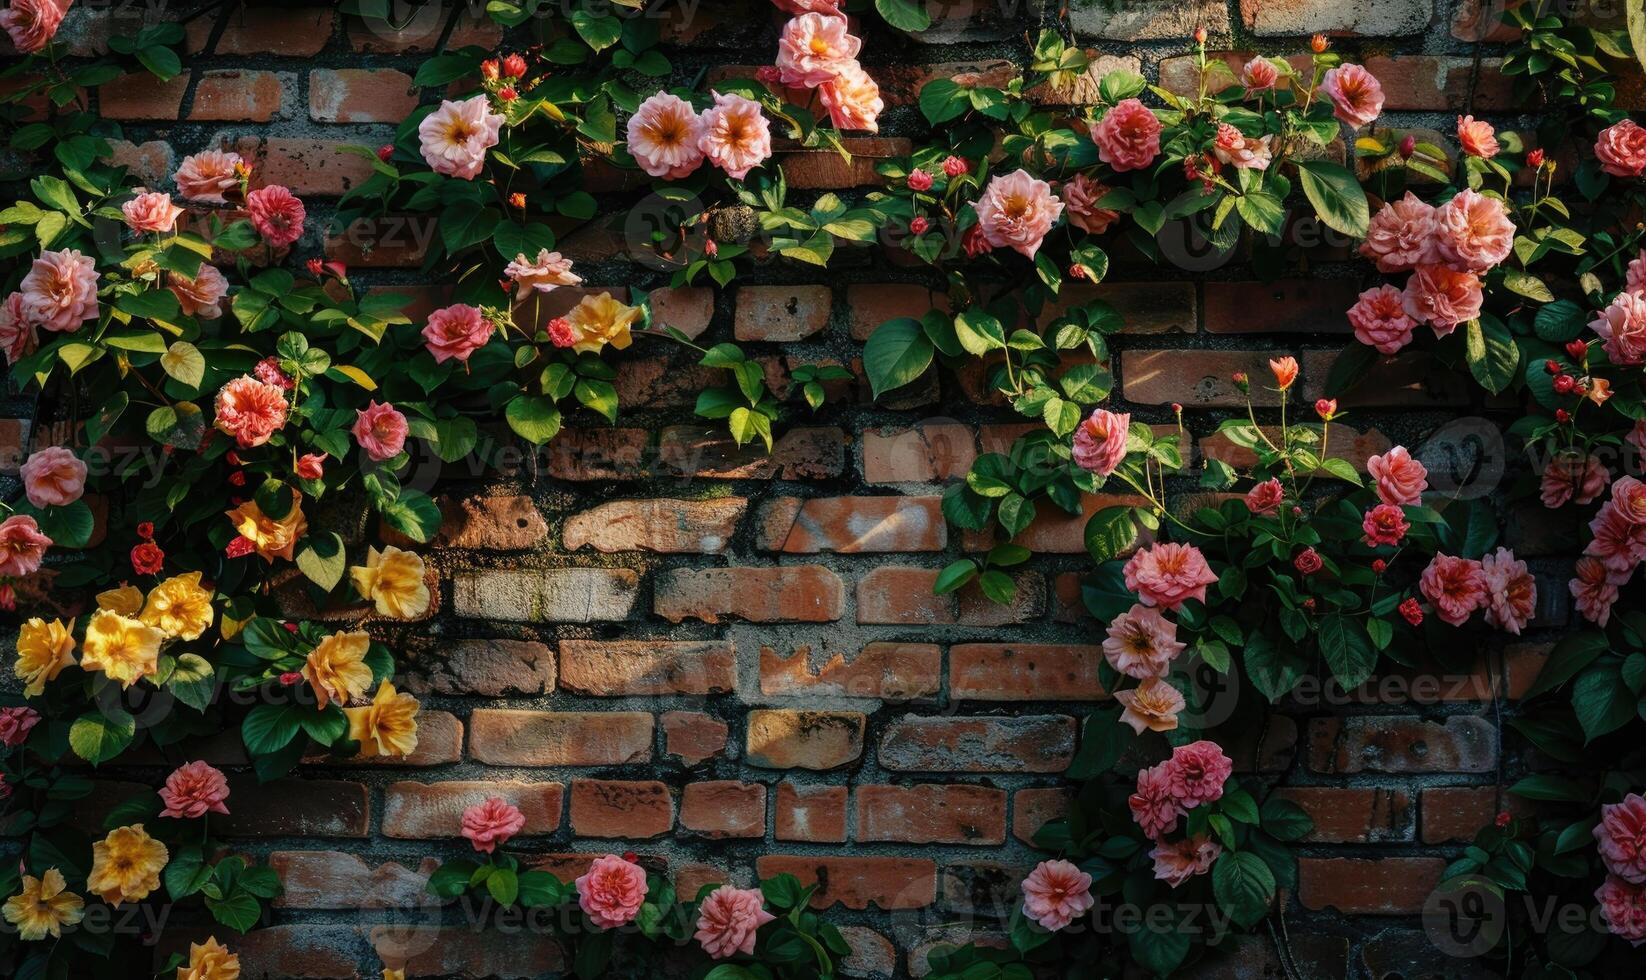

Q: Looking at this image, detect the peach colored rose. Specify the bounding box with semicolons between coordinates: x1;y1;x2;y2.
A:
1320;63;1383;128
1596;119;1646;179
121;192;184;234
776;12;860;87
1360;192;1436;273
1587;501;1646;572
1347;284;1416;354
1091;98;1161;172
1571;556;1626;626
1540;452;1607;508
461;797;526;854
418;96;504;180
1240;56;1279;93
1211;123;1272;170
1102;603;1185;679
1433;189;1515;272
1456;115;1499;158
1269;356;1298;390
213;376;289;449
504;250;580;302
1245;478;1284;515
819;60;883;133
19;248;98;333
575;854;647;929
1592;290;1646;365
1058;174;1119;234
1163;740;1232;808
1480;547;1536;634
694;886;775;958
1071;407;1129;475
1150;835;1220;888
698;92;772;180
1597;875;1646;945
169;264;229;319
0;515;51;577
19;446;86;508
2;0;66;53
1123;542;1218;611
353;401;409;461
174;150;244;204
1129;762;1181;840
421;303;492;364
1367;446;1427;506
0;292;36;364
158;761;230;819
626;92;705;179
1420;553;1488;626
974;169;1064;259
1401;263;1482;335
246;185;305;248
1115;676;1185;734
1020;859;1094;931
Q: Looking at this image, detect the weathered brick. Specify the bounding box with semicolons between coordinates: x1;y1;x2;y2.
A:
756;496;945;552
778;138;913;189
1204;280;1360;334
659;425;847;480
188;7;334;55
655;565;844;623
1270;787;1413;843
1421;786;1516;844
662;711;728;766
1123;349;1290;407
175;925;362;979
562;497;745;553
746;709;866;770
1240;0;1433;37
400;638;556;697
1012;788;1074;845
191;70;283;122
452;568;640;622
468;710;653;766
309;68;418;123
230;137;375;196
382;781;564;839
216;778;369;838
416;495;548;550
760;643;941;700
948;644;1109;701
854;566;1044;626
650;286;716;338
879;716;1076;773
856;784;1007;844
776;782;848;843
837;926;897;980
1071;0;1230;40
735;284;832;341
349;11;501;53
680;781;767;838
99;72;187;120
271;851;435;909
371;925;561;978
570;779;674;839
1298;857;1446;915
756;856;936;910
861;422;976;483
1307;716;1498;774
558;639;736;696
846;284;950;342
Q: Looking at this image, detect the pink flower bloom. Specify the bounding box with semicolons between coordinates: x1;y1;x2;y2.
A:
1020;859;1094;931
1596;119;1646;178
1091;98;1161;172
776;12;860;87
173;150;244;204
1320;63;1384;128
546;317;577;348
1456;115;1499;158
1211;123;1272;170
1571;557;1626;626
1245;478;1284;516
1164;740;1232;808
1361;503;1409;547
1480;547;1536;634
296;453;326;480
698;92;772;180
422;303;493;364
1102;603;1185;679
20;446;86;508
245;185;306;248
1058;174;1119;235
1367;446;1427;506
1587;500;1646;572
1150;835;1221;888
1596;794;1646;884
418;95;504;180
1628;251;1646;295
158;761;231;819
1240;56;1278;93
168;264;229;319
1115;676;1185;734
626;92;706;179
1130;762;1181;839
2;0;66;53
974;169;1064;259
819;60;883;133
254;356;293;390
504;249;581;302
0;515;51;577
121;192;184;234
1402;264;1482;336
19;248;99;333
1596;875;1646;945
0;706;40;747
1124;542;1219;611
772;0;842;12
1614;476;1646;524
1071;407;1129;476
1359;192;1437;273
1540;452;1608;508
213;376;289;449
1347;284;1416;354
575;854;648;929
1591;290;1646;365
461;797;527;854
1419;553;1488;626
352;401;408;462
1432;189;1515;272
694;886;775;958
0;292;37;364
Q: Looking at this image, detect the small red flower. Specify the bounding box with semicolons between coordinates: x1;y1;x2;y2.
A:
1544;359;1562;375
1398;596;1424;626
501;53;527;78
622;851;638;863
480;59;500;80
136;521;154;540
1231;371;1249;391
225;536;255;558
0;584;14;612
498;86;518;102
1293;548;1323;574
1372;559;1387;574
278;671;303;686
1494;810;1512;828
1556;408;1572;423
1553;374;1576;394
377;144;394;163
509;192;527;209
1314;398;1337;421
131;541;165;575
1310;33;1328;53
942;155;969;177
1171;403;1183;414
704;238;718;258
305;258;324;277
282;622;299;633
907;169;933;192
1301;597;1316;611
546;317;577;349
1069;264;1086;279
1566;339;1588;361
228;471;247;487
909;216;929;235
1526;148;1545;168
1398;134;1416;159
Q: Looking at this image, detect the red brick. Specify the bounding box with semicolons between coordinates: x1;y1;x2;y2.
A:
231;137;375;196
1362;55;1515;112
1123;349;1291;407
382;781;563;840
776;783;848;842
271;851;436;910
756;496;945;552
662;711;728;766
570;780;674;839
1240;0;1433;37
680;781;767;838
756;856;936;910
1421;786;1517;844
309;68;417;123
861;422;976;483
188;7;335;55
1012;788;1074;845
468;710;653;766
854;566;1043;626
746;709;865;770
949;644;1108;701
558;639;736;696
879;716;1076;773
412;494;547;550
655;565;844;623
760;643;941;700
778;138;913;189
99;72;187;120
1204;280;1360;335
562;497;745;553
545;427;652;480
400;638;555;697
650;286;715;339
1033;281;1196;334
846;284;950;342
371;926;561;977
659;425;847;480
216;778;368;837
1307;716;1497;774
735;284;832;341
1298;857;1445;915
170;925;360;978
190;70;283;122
1270;787;1412;843
856;785;1007;844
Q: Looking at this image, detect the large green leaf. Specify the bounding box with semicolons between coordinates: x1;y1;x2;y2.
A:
877;0;932;32
1318;614;1377;689
1296;161;1370;238
1084;506;1138;562
1573;665;1636;742
1465;317;1520;394
69;708;135;765
1212;851;1276;928
863;317;934;398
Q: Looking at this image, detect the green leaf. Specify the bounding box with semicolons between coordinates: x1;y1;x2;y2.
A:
876;0;932;31
863;317;934;398
167;653;217;712
933;559;978;595
165;845;212;900
382;490;442;544
571;10;622;51
1084;506;1138;562
1573;665;1635;742
1465;317;1520;394
241;703;302;756
1318;614;1377;689
160;341;206;389
953;309;1006;356
1534;299;1587;343
1523;632;1609;699
69;708;135;765
1245;632;1305;701
1259;798;1314;841
505;395;563;445
295;532;347;592
205;891;262;933
1212;851;1276;929
1296;161;1370;237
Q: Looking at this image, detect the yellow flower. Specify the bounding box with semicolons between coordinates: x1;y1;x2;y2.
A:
178;936;240;980
564;291;639;355
97;585;146;616
346;680;420;758
79;609;164;689
87;824;168;906
302;631;374;710
14;617;75;697
225;491;307;563
349;546;430;620
2;867;85;940
140;571;215;640
383;970;405;980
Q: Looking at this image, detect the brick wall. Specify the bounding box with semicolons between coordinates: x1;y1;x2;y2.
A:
2;1;1570;977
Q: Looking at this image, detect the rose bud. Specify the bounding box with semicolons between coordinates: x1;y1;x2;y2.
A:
1193;25;1208;45
1399;134;1416;159
942;155;969;177
481;59;500;80
498;86;518;101
1544;359;1561;375
909;216;929;234
1556;408;1572;423
1527;148;1545;168
377;144;394;162
1314;398;1337;420
1553;374;1576;394
502;53;527;78
1566;339;1588;360
1069;264;1086;279
1310;34;1328;53
907;169;933;192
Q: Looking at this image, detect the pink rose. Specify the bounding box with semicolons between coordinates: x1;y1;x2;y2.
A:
1320;63;1384;129
0;291;37;364
0;515;51;577
504;249;580;302
1115;676;1185;734
1419;553;1488;626
575;854;648;929
1401;264;1482;336
974;169;1063;259
1596;119;1646;179
1163;740;1232;808
422;303;493;364
1347;284;1416;354
296;453;326;480
776;12;860;87
1614;476;1646;524
1595;793;1646;884
1362;503;1409;547
0;706;40;747
698;92;772;180
158;761;231;819
1244;478;1284;516
1020;859;1094;931
1123;542;1218;611
352;401;409;462
1432;189;1515;272
1587;500;1646;572
1540;452;1607;508
626;92;705;179
1367;446;1427;506
1091;98;1161;172
19;248;99;333
122;192;184;234
1597;875;1646;946
1591;290;1646;365
1129;762;1181;840
461;797;527;854
694;886;775;958
418;95;504;180
1480;547;1536;634
1240;56;1278;93
213;376;289;449
1456;115;1499;158
1071;407;1129;476
1211;123;1272;170
169;264;229;319
1102;603;1185;679
1150;836;1221;888
20;446;86;508
245;185;305;249
2;0;66;53
819;60;883;133
1628;250;1646;295
174;150;244;204
254;356;293;390
1058;174;1119;235
1360;192;1437;273
1571;557;1626;627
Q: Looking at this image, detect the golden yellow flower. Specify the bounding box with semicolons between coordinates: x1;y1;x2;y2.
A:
225;491;307;563
346;680;420;758
2;867;85;940
87;824;168;906
349;546;430;620
79;609;164;689
302;631;375;710
14;617;75;697
383;970;405;980
178;936;240;980
140;571;215;640
97;585;146;616
564;291;639;355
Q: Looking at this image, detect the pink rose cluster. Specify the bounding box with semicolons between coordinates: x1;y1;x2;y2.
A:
421;303;494;364
1127;741;1233;887
0;514;51;577
628;90;774;182
1572;476;1646;626
1596;793;1646;945
773;11;882;132
1416;547;1536;633
19;446;86;509
1124;541;1218;611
